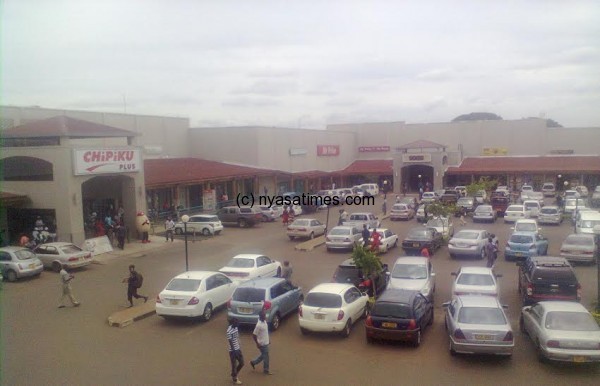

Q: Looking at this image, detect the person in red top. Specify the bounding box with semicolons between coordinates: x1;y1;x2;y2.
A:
282;208;289;226
420;246;430;258
370;228;381;253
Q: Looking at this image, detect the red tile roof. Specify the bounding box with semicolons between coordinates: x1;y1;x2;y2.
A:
446;156;600;174
397;139;446;150
144;158;273;187
341;159;393;175
1;116;138;138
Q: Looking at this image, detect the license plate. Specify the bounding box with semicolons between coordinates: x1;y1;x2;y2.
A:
382;322;397;328
515;252;523;257
170;300;180;305
413;243;420;248
238;307;253;314
29;263;36;269
474;334;493;340
573;356;586;363
314;313;325;320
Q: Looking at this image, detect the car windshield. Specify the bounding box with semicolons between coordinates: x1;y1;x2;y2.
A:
475;206;492;213
233;287;266;302
457;198;473;205
304;292;342;308
457;273;494;286
291;219;310;226
427;219;445;227
14;249;37;260
509;235;534;244
392;205;405;210
564;235;594;246
334;266;361;282
540;208;558;214
406;229;430;239
507;206;523;212
580;220;600;228
454;231;479;240
61;244;83;253
392;264;427;280
545;312;600;331
458;307;506;325
515;223;537;232
166;278;202;292
524;203;538;210
371;303;412;319
226;258;255;268
329;228;351;236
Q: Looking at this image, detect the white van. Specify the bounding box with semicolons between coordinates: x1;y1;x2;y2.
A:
359;184;379;196
541;182;556;197
575;211;600;234
523;200;541;217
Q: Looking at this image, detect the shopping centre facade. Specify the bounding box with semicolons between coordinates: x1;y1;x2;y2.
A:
1;104;599;245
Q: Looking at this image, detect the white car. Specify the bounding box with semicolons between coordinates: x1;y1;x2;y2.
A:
286;218;326;240
325;226;363;251
369;228;398;253
33;242;93;272
528;191;545;205
387;256;435;301
258;205;281;222
218;254;282;282
156;271;237;321
542;183;556;197
420;192;437;204
426;217;454;238
564;190;581;199
448;229;491;260
451;266;501;297
389;203;415;221
298;283;369;337
575;186;589;198
174;214;223;236
289;205;303;216
512;219;540;233
523;200;541;217
504;205;531;223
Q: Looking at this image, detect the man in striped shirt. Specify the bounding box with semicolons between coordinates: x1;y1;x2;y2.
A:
227;318;244;385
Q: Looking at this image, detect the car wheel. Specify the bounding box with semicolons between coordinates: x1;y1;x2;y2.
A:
519;316;527;335
238;219;247;228
449;340;457;356
536;341;548;363
300;327;309;335
202;303;213;321
413;330;422;347
341;319;352;338
270;313;281;331
262;215;269;222
202;228;211;236
428;309;434;326
52;261;62;272
309;232;315;240
174;228;183;235
5;270;17;282
393;240;398;248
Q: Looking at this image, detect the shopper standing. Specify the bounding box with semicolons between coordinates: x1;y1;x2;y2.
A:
250;311;273;375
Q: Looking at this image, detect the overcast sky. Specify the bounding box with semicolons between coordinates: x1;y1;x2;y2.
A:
2;0;599;128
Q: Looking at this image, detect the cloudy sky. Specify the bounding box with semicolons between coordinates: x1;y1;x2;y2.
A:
2;0;599;128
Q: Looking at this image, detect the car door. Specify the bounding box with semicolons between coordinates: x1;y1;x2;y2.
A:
536;234;548;254
0;251;12;275
256;255;275;277
524;303;544;340
271;281;292;316
413;294;428;328
446;299;459;335
346;287;365;322
212;273;234;307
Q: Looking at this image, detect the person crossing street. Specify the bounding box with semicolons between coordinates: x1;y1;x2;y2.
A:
165;217;175;242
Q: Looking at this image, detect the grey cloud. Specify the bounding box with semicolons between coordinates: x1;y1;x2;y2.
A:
233;80;298;96
221;97;280;107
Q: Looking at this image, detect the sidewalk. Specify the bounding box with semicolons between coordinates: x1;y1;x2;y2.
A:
93;234;182;265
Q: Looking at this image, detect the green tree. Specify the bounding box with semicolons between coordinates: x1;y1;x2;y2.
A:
351;244;383;299
466;177;498;197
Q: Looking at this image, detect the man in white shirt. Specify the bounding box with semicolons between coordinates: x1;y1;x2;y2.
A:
164;217;175;242
250;311;272;375
58;265;80;308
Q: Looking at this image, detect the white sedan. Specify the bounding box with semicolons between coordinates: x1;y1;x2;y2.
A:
156;271;237;321
299;283;369;337
33;242;93;272
218;254;282;282
451;266;501;297
369;228;398;253
504;205;531;223
426;217;454;238
287;218;326;240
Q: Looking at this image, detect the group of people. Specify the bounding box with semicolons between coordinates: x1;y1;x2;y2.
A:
281;207;296;226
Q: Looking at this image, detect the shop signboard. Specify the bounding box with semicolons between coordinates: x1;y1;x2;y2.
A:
317;145;340;156
402;154;431;163
289;148;308;156
482;147;508;156
82;236;113;256
359;146;390;152
73;149;141;175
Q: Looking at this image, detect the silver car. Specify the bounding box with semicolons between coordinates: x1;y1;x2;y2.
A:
325;226;362;251
0;247;44;282
538;206;562;225
387;256;435;301
560;233;598;264
448;229;491;259
520;301;600;363
451;267;501;297
287;218;326;240
473;205;496;223
444;295;514;357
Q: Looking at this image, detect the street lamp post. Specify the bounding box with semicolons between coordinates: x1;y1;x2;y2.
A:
594;225;600;313
181;214;190;272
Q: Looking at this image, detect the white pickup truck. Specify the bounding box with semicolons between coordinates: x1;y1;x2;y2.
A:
342;212;380;229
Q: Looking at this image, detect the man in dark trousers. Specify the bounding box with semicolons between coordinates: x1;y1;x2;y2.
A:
227;318;244;385
122;265;148;307
362;224;370;247
116;222;127;250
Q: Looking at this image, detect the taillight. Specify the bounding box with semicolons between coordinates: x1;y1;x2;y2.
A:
577;283;582;300
503;331;514;342
263;301;272;310
337;310;345;321
155;295;162;304
454;329;466;340
188;297;199;305
298;305;303;317
365;316;373;327
297;228;307;232
407;319;417;330
527;283;533;296
227;299;232;309
68;257;78;261
547;340;560;348
287;227;292;231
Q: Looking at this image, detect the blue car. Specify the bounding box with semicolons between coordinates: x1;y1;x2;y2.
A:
227;277;303;331
504;231;549;261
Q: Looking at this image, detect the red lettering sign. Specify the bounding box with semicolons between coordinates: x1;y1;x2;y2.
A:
317;145;340;156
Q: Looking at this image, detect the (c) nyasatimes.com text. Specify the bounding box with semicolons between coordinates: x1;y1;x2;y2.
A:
235;194;375;208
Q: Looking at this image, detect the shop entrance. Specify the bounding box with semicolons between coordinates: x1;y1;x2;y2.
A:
401;165;434;192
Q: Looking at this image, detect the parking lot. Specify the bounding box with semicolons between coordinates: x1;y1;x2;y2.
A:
2;195;599;386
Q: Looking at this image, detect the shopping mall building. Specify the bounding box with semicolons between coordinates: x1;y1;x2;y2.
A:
1;105;599;245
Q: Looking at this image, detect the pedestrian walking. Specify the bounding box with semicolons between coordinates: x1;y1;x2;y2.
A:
361;224;370;247
116;222;127;250
382;200;387;216
58;264;80;308
338;209;348;226
395;195;401;204
280;261;293;282
370;228;381;253
227;318;244;385
459;207;467;226
250;311;273;375
282;208;289;226
485;237;498;268
165;217;175;242
122;265;148;307
420;246;430;258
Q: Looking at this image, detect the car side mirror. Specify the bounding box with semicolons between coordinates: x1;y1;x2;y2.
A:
450;272;457;276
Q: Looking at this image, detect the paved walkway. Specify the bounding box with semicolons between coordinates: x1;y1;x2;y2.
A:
93;234;182;265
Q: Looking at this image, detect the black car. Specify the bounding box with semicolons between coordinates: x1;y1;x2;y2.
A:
365;288;434;347
517;256;580;305
455;197;476;216
440;190;459;205
402;227;443;256
332;258;389;298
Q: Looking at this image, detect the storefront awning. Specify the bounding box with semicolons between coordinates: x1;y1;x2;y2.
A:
446;156;600;175
1;191;29;206
340;160;393;175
